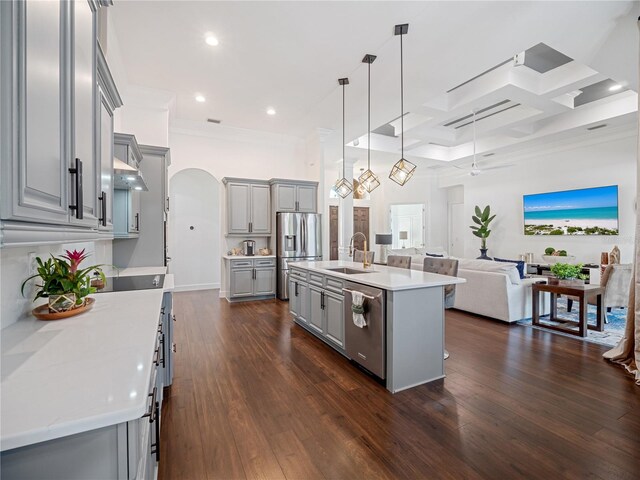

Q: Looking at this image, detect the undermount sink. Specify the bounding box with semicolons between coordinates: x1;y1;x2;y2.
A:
325;267;372;275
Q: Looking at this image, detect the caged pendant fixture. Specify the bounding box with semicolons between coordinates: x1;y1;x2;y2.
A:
389;23;416;186
358;54;380;193
334;78;353;198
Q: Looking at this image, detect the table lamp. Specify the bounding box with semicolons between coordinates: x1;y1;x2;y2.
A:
375;233;393;264
399;231;408;248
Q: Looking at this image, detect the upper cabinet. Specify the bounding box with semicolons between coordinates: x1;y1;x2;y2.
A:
222;178;271;236
0;0;117;247
270;179;318;213
113;134;143;238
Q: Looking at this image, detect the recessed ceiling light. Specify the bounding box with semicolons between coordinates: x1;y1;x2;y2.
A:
608;84;623;92
205;35;219;46
266;107;276;116
195;94;206;103
126;176;135;181
134;186;143;191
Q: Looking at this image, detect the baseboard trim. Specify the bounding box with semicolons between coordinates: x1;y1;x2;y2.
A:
173;283;220;292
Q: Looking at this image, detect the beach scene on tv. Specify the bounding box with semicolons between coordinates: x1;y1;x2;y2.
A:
524;185;619;236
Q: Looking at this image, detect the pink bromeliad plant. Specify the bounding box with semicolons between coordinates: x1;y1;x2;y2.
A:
21;249;106;307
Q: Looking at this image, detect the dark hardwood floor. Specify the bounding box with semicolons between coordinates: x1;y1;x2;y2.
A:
159;291;640;480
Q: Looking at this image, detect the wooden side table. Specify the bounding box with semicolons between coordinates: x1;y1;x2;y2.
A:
531;282;605;337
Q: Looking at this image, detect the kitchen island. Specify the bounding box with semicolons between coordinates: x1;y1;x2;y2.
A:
288;260;465;393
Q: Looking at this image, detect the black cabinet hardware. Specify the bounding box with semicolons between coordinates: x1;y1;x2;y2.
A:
135;213;139;231
98;191;107;226
320;291;325;310
142;386;157;422
160;333;166;368
153;346;160;366
294;281;299;296
68;158;83;219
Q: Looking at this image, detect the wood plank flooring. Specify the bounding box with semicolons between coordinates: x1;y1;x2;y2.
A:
158;291;640;480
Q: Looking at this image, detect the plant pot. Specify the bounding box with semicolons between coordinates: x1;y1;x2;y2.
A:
547;277;584;286
48;293;77;313
477;248;492;260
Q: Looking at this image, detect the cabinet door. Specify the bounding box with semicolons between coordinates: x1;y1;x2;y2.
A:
288;277;299;316
325;292;345;348
308;285;324;334
275;184;296;212
128;190;140;233
254;267;275;295
298;282;310;324
230;268;254;297
296;185;317;213
227;183;250;234
97;89;113;230
113;189;128;236
250;184;270;233
70;0;98;226
3;1;70;224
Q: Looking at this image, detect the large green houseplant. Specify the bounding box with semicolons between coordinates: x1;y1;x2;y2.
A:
21;249;106;313
470;205;496;259
549;263;587;285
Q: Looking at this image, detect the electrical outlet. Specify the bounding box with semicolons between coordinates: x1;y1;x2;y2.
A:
28;252;38;276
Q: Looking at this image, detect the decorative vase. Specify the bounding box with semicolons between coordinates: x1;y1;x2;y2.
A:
547;277;584;286
477;248;492;260
48;293;77;313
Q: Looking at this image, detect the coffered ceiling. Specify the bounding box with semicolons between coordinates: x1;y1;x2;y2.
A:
109;1;639;169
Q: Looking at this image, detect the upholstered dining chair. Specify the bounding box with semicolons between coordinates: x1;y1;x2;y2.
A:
386;255;412;269
567;263;632;322
423;257;459;360
353;249;375;264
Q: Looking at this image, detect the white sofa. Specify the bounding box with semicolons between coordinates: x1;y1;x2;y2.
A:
397;252;550;323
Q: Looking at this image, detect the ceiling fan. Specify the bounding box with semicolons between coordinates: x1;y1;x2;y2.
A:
454;109;514;176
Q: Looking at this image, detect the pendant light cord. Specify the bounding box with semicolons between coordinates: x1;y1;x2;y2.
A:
400;31;404;159
342;83;346;178
367;60;371;170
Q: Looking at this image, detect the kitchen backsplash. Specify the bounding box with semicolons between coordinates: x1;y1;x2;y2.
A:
224;237;270;255
0;240;113;330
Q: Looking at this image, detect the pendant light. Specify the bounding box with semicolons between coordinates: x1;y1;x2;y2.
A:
334;78;353;198
389;23;416;186
358;54;380;193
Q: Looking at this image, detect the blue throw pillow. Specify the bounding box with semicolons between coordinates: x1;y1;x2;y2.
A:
425;252;444;257
494;257;526;279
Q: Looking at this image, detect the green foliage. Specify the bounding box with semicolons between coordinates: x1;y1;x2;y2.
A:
469;205;496;249
549;229;564;235
544;247;556;255
550;263;587;280
557;250;567;256
21;252;106;305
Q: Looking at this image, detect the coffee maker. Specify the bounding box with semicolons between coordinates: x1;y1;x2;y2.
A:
242;240;256;256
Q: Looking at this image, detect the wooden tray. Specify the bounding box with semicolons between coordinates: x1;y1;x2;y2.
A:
32;297;95;321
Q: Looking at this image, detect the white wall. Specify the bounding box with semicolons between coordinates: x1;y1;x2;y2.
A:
1;240;113;329
440;133;637;264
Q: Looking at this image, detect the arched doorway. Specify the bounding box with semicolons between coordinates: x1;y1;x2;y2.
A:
168;169;220;291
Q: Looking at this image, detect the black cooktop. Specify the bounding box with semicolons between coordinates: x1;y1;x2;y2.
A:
96;274;165;293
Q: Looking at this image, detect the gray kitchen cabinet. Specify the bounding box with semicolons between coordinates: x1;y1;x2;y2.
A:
269;180;318;213
222;178;271;235
308;285;324;334
0;0;116;247
113;189;138;238
289;277;300;316
129;190;141;234
96;44;122;232
226;257;276;301
325;291;345;348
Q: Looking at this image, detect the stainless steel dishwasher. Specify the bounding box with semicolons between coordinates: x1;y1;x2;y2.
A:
343;281;386;379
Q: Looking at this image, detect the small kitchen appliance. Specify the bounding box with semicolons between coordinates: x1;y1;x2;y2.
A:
242;240;256;256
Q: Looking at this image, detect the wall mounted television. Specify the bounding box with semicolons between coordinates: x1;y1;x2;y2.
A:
523;185;619;236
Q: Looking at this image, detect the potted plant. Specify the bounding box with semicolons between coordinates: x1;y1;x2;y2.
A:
470;205;496;259
542;247;576;264
21;249;106;314
548;263;587;286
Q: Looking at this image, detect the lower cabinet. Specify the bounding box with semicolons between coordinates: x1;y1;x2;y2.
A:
290;271;344;351
227;257;276;301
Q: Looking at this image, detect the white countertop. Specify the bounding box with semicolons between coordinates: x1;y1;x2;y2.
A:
292;260;465;291
222;254;275;260
1;268;171;451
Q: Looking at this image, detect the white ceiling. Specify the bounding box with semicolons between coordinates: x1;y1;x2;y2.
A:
109;1;639;169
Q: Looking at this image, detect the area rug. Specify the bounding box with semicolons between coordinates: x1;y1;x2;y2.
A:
518;298;627;347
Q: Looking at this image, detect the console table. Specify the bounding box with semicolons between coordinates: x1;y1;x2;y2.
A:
531;282;605;337
527;263;599;283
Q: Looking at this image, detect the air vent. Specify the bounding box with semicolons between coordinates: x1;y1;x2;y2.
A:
443;100;521;129
207;118;222;124
587;124;607;131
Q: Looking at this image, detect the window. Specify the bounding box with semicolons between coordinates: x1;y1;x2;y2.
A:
390;204;425;249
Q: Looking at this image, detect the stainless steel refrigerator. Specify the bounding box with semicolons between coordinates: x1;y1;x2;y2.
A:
277;212;322;300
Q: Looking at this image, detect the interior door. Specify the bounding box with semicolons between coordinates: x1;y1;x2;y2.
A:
449;203;465;258
353;207;370;252
330;206;339;260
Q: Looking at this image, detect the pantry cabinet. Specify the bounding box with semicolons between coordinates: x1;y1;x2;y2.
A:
0;0;118;247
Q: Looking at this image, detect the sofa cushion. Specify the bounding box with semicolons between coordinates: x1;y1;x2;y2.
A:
458;258;522;285
493;257;526;279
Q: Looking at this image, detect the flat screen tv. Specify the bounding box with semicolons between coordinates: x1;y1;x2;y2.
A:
523;185;619;236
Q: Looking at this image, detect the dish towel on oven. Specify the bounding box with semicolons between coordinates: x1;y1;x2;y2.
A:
351;291;367;328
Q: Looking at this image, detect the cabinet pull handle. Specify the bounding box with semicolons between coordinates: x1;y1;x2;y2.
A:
68;158;84;219
135;213;140;231
150;399;160;461
173;314;176;322
172;342;177;353
321;291;325;310
295;281;298;296
153;347;160;366
160;333;166;368
98;191;107;226
143;386;157;421
166;196;170;211
160;306;165;315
